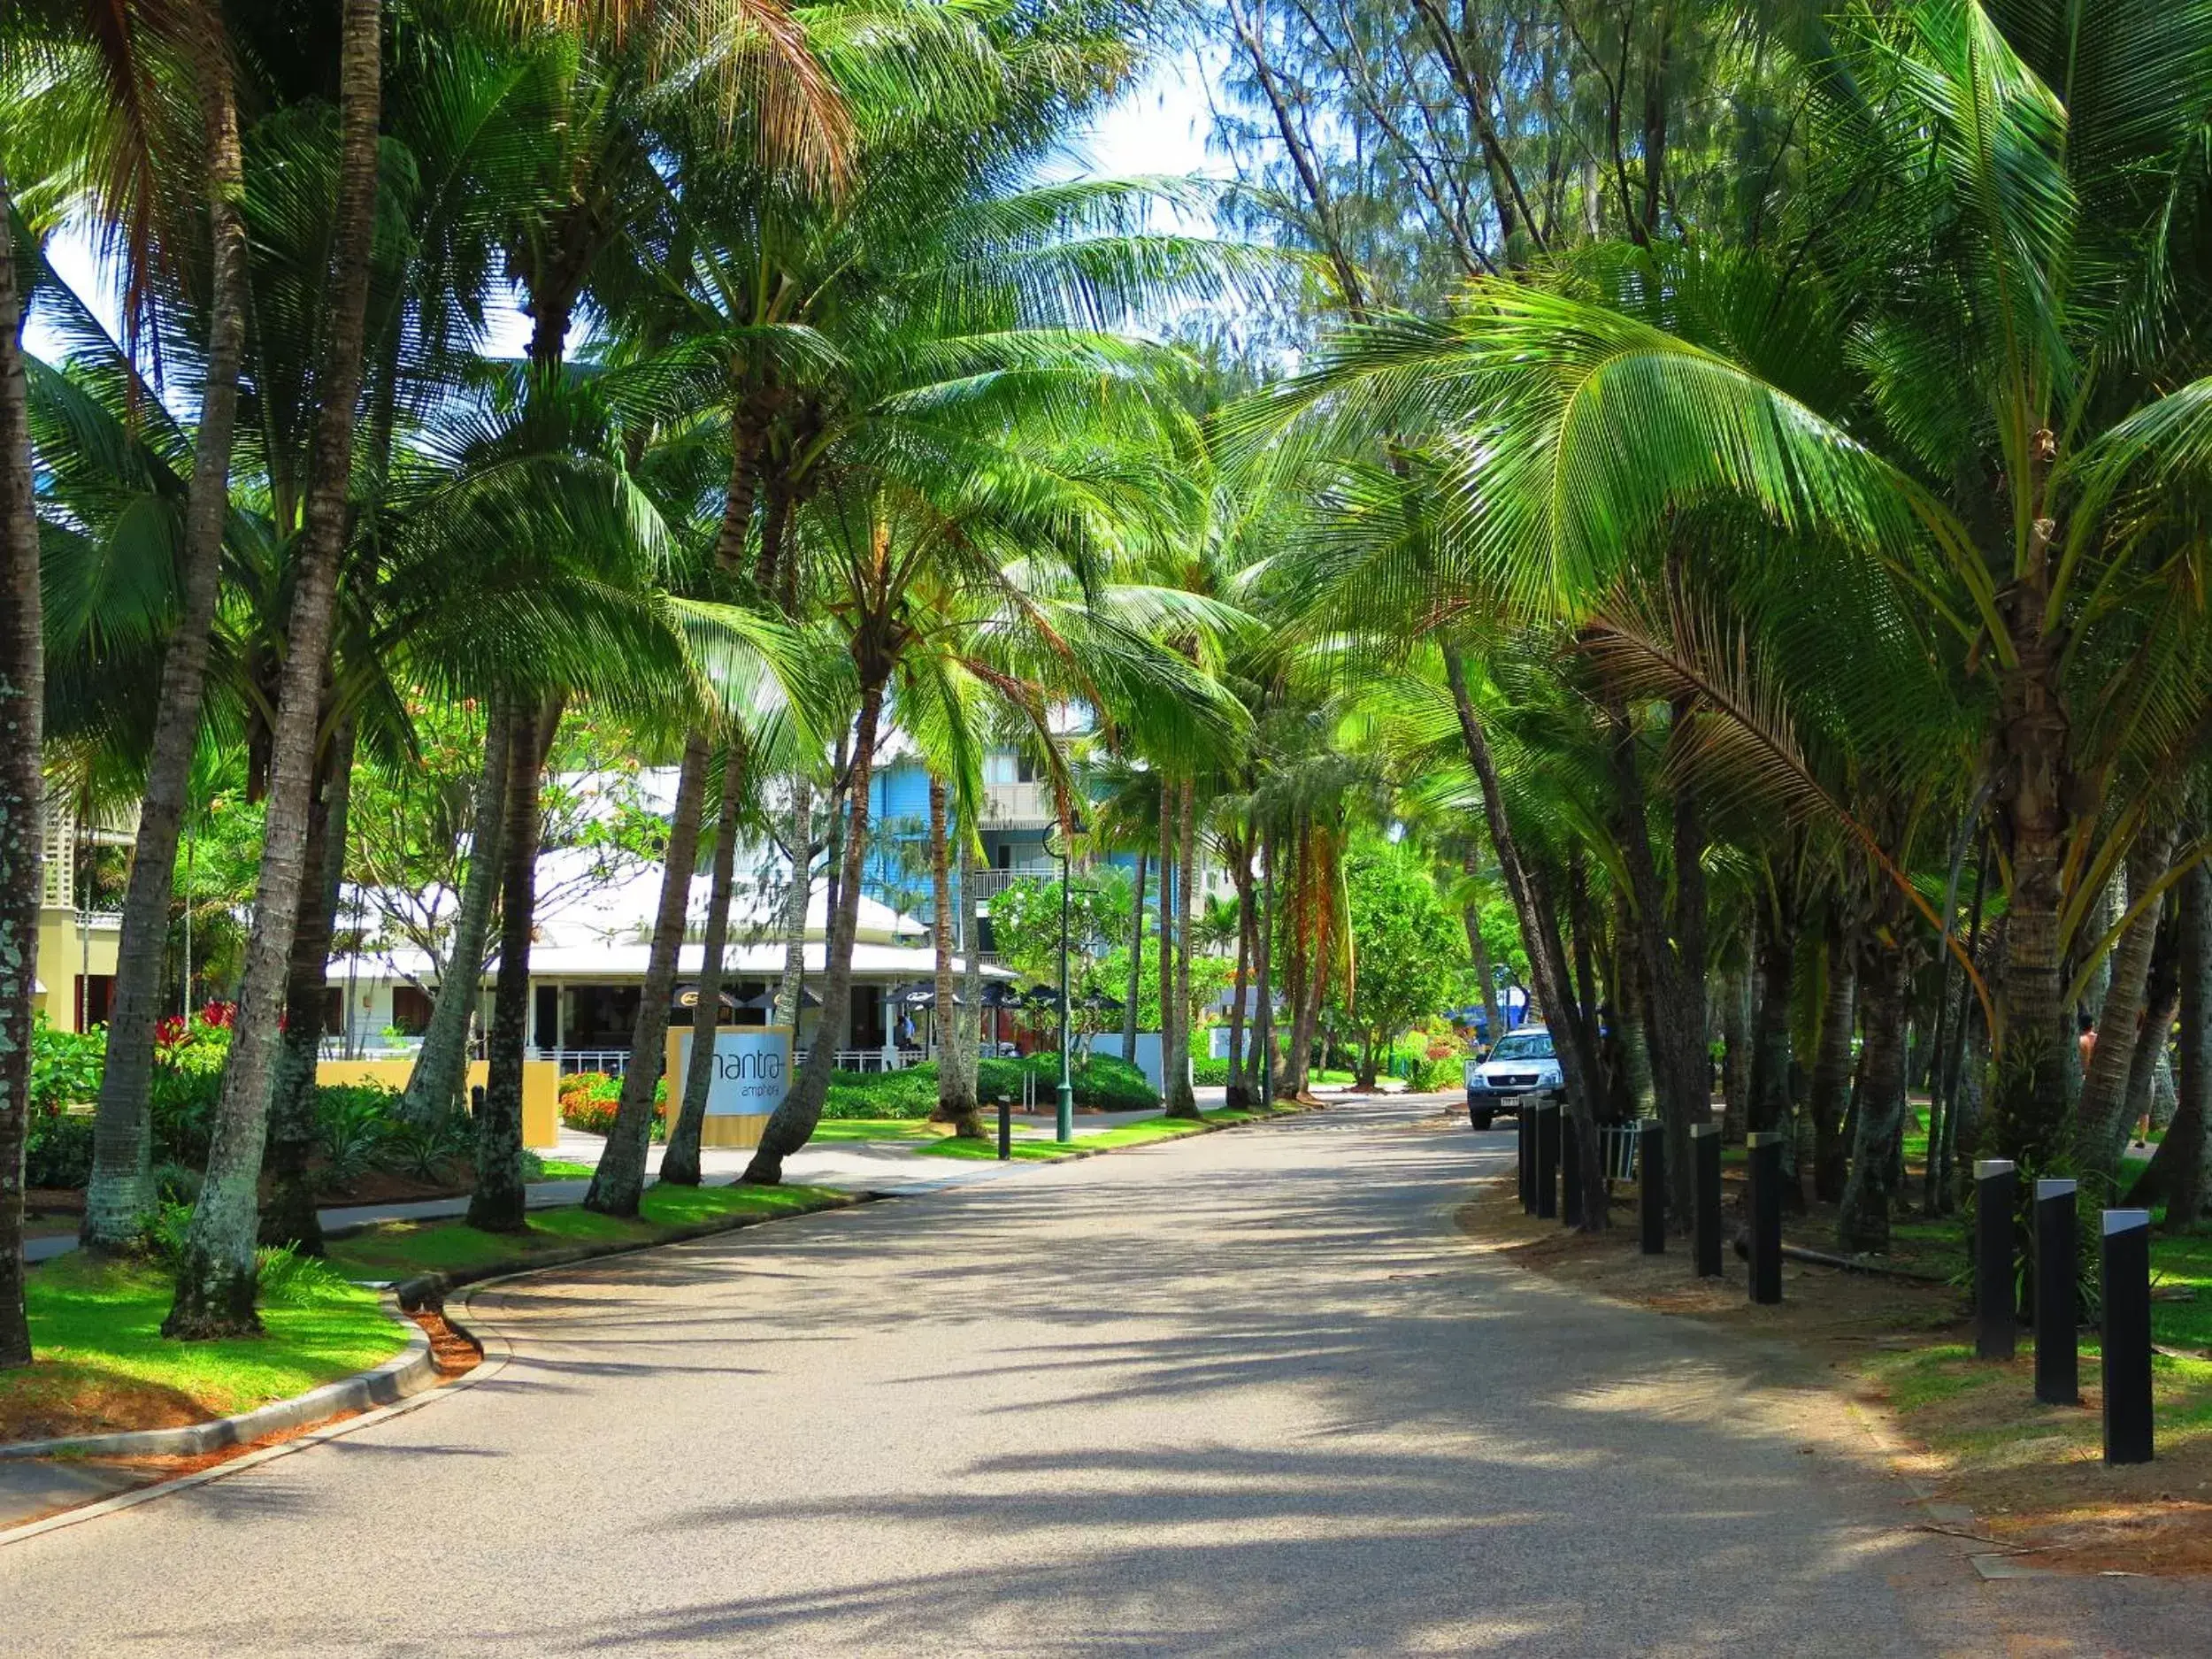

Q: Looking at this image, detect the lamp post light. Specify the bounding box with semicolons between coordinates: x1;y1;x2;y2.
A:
1045;815;1086;1142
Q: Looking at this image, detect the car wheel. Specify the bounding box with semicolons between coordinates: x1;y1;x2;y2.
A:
1470;1110;1494;1131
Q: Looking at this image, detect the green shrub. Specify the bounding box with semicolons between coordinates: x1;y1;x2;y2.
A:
558;1071;665;1139
26;1102;95;1188
317;1087;400;1187
150;1064;222;1168
824;1064;942;1118
30;1017;104;1110
973;1053;1158;1111
1192;1056;1231;1087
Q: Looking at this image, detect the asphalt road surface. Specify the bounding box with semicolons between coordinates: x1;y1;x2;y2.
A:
3;1096;2204;1655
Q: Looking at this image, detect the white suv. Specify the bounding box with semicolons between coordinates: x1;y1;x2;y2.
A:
1463;1025;1564;1130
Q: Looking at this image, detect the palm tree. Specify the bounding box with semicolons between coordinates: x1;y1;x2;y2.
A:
0;161;43;1368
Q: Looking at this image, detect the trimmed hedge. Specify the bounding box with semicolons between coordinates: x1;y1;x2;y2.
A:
819;1054;1160;1119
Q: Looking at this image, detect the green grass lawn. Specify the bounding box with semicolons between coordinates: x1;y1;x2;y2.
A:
531;1160;597;1180
915;1105;1302;1163
323;1182;850;1281
806;1119;950;1142
1;1253;409;1441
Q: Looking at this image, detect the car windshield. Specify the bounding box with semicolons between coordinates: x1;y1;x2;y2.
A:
1488;1033;1555;1061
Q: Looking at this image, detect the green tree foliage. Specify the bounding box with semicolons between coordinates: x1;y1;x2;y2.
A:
1327;838;1468;1064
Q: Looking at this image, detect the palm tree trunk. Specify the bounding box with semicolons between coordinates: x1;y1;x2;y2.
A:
0;161;46;1369
744;672;888;1182
466;700;550;1233
262;721;353;1253
166;0;381;1337
1256;826;1279;1100
1166;779;1202;1118
401;702;511;1123
1838;937;1909;1254
664;742;747;1185
1157;780;1176;1099
1225;846;1252;1109
1122;849;1146;1054
957;823;983;1107
2074;823;2178;1175
1809;914;1856;1204
1440;648;1604;1195
2159;855;2212;1230
1988;631;2073;1168
82;35;252;1250
1463;845;1502;1047
772;775;813;1028
928;776;982;1136
1718;963;1752;1141
1749;911;1799;1209
586;733;710;1216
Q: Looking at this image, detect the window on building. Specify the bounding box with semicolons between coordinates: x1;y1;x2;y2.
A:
534;985;560;1048
75;975;115;1029
1015;751;1039;783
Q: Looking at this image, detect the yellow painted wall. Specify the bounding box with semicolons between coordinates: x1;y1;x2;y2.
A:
316;1056;560;1150
32;909;120;1033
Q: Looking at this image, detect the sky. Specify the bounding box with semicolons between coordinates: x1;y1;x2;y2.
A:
25;44;1228;365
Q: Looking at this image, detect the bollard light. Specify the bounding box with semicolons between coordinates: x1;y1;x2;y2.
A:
1534;1102;1560;1222
1975;1159;2018;1361
1638;1119;1664;1256
2033;1178;2078;1406
1561;1111;1584;1228
1746;1132;1784;1304
2101;1209;2154;1465
1690;1123;1723;1279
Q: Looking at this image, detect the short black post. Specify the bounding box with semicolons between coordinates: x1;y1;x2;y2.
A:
470;1084;484;1114
1517;1105;1533;1214
1691;1122;1722;1279
1534;1102;1560;1222
1638;1118;1664;1256
2033;1178;2078;1406
1975;1159;2018;1361
1561;1111;1584;1228
1746;1132;1784;1304
996;1094;1011;1162
2101;1209;2154;1465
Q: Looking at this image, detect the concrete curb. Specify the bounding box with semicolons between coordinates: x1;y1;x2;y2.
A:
384;1189;865;1312
0;1295;435;1463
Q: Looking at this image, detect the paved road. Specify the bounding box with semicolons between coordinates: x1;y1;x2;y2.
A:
3;1096;2202;1655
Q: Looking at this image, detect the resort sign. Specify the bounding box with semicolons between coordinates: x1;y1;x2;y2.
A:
666;1027;792;1147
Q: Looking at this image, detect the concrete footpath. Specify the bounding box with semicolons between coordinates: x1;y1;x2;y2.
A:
5;1094;2205;1654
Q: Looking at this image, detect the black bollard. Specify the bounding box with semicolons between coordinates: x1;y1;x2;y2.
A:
2101;1209;2154;1465
1517;1102;1533;1214
1746;1132;1784;1304
1561;1111;1584;1228
1534;1102;1560;1222
1975;1159;2019;1362
470;1084;484;1115
1691;1122;1723;1279
1638;1118;1665;1256
2033;1178;2078;1406
997;1094;1011;1162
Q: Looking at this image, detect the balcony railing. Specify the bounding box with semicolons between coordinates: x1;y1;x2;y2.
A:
965;866;1057;902
979;780;1054;828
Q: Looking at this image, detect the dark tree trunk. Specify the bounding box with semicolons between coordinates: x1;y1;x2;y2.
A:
166;0;381;1337
401;703;511;1123
929;775;982;1137
1838;936;1909;1254
1441;647;1602;1223
1158;781;1179;1099
2074;823;2178;1175
1809;914;1856;1204
743;672;888;1182
1225;839;1252;1109
467;702;551;1232
82;27;252;1249
0;162;46;1368
1166;779;1202;1118
586;733;710;1216
1463;846;1502;1047
772;775;813;1029
262;721;354;1252
1749;910;1799;1210
2155;851;2212;1230
664;743;747;1184
1256;826;1279;1100
1123;849;1146;1055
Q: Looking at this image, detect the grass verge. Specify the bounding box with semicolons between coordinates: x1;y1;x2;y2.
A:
914;1103;1308;1162
322;1181;851;1282
0;1254;408;1444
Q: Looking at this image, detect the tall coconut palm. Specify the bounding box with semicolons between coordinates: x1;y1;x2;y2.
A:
0;163;43;1369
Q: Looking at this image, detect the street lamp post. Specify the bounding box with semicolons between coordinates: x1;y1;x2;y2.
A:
1046;816;1084;1142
